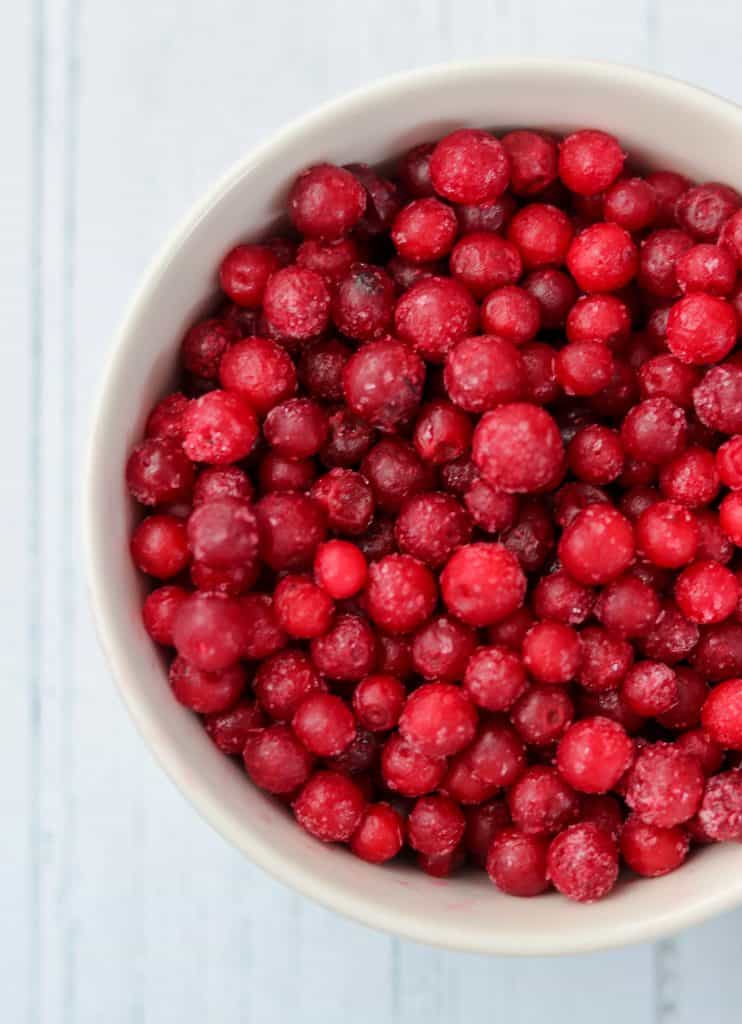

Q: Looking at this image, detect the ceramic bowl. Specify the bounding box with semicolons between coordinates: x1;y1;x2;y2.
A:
84;59;742;955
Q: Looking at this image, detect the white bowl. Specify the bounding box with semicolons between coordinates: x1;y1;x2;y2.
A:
84;58;742;956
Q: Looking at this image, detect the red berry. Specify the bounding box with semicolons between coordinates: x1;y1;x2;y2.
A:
567;222;638;292
288;163;366;239
310;614;377;682
508;766;580;836
172;593;245;672
466;719;526;788
604;177;658;232
219;337;296;414
126;438;194;507
131;514;189;579
169;656;245;714
462;645;527;711
502;130;557;196
558;130;624;195
522;268;578;329
441;542;526;627
361;439;434;514
204;699;264;754
486;828;550;897
314;540;367;599
395;276;478;363
241;720;313;790
240;594;287;660
395;491;472;569
343;337;425;432
219;244;280;307
666;293;737;365
444;335;525;413
695;770;742;840
296;237;360;286
694;364;742;434
677;243;737;296
464;800;511;866
263;266;330;340
595;574;661;637
559;505;635;585
508;203;573;269
473;403;564;493
303;475;369;542
273;575;333;639
331;264;395;341
701;678;742;749
621;660;679;717
717;436;742;488
412;615;476;682
365;554;437;635
625;742;704;827
193;465;253;506
352;674;406;732
293;692;356;757
430;129;510;205
547;822;618;903
480;285;541;345
532;569;594;625
254;649;322;721
567;424;623;482
391;198;458;263
181;319;236;380
511;685;574;747
350;803;404;863
450;231;522;297
523;620;580;684
399;682;477;758
557;342;615;399
294;771;366;842
381;733;446;797
408;794;465;856
182;390;258;465
142;585;189;646
675;182;740;241
675;560;739;624
255;491;326;571
413;401;472;464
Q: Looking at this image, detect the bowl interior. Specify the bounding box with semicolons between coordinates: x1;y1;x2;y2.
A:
86;60;742;955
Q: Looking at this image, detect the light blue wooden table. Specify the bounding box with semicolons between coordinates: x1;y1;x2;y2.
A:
4;1;742;1020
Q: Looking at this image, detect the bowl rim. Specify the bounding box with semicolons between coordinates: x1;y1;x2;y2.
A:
83;57;742;955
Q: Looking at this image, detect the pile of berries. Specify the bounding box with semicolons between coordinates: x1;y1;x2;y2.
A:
126;126;742;903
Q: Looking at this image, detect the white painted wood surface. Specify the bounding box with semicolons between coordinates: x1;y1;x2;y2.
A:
5;1;742;1020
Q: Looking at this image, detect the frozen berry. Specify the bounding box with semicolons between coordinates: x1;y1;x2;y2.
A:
547;823;618;903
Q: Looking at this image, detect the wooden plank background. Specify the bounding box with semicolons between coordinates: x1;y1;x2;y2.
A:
4;1;742;1020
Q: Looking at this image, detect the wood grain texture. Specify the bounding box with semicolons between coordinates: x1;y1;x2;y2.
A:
5;0;742;1020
